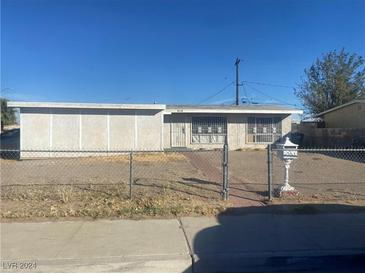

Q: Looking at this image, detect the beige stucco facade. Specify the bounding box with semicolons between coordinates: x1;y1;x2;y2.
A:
9;101;301;157
163;113;292;150
320;102;365;128
19;107;164;155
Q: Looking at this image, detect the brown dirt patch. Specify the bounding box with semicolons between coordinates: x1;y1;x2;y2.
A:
0;151;228;221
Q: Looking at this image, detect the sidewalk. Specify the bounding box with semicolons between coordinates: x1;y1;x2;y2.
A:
1;219;191;272
2;204;365;272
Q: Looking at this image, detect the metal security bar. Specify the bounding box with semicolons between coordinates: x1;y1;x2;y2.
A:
191;117;227;144
247;117;282;143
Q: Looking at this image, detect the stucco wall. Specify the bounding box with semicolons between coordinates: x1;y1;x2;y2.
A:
163;113;291;150
135;110;164;151
20;108;164;155
322;102;365;128
52;108;80;150
108;109;135;150
163;115;172;149
81;109;108;151
19;107;293;155
282;114;292;136
20;108;51;157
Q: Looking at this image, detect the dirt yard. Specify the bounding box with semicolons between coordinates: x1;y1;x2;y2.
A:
0;151;227;220
179;149;365;204
1;149;365;220
276;150;365;202
227;150;365;203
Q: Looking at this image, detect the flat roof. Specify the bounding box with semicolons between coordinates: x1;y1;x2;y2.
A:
8;101;166;110
8;101;303;114
166;104;303;114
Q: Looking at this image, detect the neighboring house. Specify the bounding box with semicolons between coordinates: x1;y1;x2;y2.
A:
8;101;302;156
316;95;365;128
295;96;365;147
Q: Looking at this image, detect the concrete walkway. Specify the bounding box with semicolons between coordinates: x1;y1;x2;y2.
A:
1;219;191;272
2;204;365;272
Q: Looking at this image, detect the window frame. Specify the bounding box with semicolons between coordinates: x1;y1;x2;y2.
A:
191;116;227;144
246;116;282;144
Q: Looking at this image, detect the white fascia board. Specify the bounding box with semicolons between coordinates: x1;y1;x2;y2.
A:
167;108;303;114
8;101;166;110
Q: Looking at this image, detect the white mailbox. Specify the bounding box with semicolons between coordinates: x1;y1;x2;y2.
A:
277;137;298;161
275;137;299;195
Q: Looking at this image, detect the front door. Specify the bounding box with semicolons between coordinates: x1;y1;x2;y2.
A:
171;122;186;147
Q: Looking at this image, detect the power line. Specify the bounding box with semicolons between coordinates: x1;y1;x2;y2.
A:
242;80;295;89
198;81;235;104
245;83;297;106
240;82;250;103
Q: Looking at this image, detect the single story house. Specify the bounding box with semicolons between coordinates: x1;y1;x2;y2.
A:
8;101;302;156
316;95;365;128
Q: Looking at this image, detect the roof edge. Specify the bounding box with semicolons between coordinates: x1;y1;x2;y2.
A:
166;105;303;114
7;101;166;110
166;108;303;114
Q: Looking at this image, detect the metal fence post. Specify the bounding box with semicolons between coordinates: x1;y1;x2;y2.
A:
222;137;229;201
129;151;133;199
267;144;273;200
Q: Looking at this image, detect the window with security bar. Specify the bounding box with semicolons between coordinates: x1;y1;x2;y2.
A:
247;117;282;143
192;117;227;144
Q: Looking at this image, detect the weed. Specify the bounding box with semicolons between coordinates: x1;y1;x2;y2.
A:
1;183;227;220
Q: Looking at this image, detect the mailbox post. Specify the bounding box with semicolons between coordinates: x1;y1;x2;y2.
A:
276;137;298;195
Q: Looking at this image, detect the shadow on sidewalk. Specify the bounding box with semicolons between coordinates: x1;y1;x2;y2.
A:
220;203;365;215
189;203;365;273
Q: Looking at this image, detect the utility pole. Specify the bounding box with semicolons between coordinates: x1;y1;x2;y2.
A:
235;58;241;105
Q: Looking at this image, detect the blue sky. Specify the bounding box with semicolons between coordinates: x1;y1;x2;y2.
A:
1;0;365;107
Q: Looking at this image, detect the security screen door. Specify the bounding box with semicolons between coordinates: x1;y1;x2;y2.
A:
256;117;274;143
171;121;186;147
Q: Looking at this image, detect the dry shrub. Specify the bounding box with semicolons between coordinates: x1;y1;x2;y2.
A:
1;184;227;220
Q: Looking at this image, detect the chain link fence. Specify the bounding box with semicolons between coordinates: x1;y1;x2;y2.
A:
2;144;365;218
0;149;227;218
270;147;365;201
0;149;226;199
